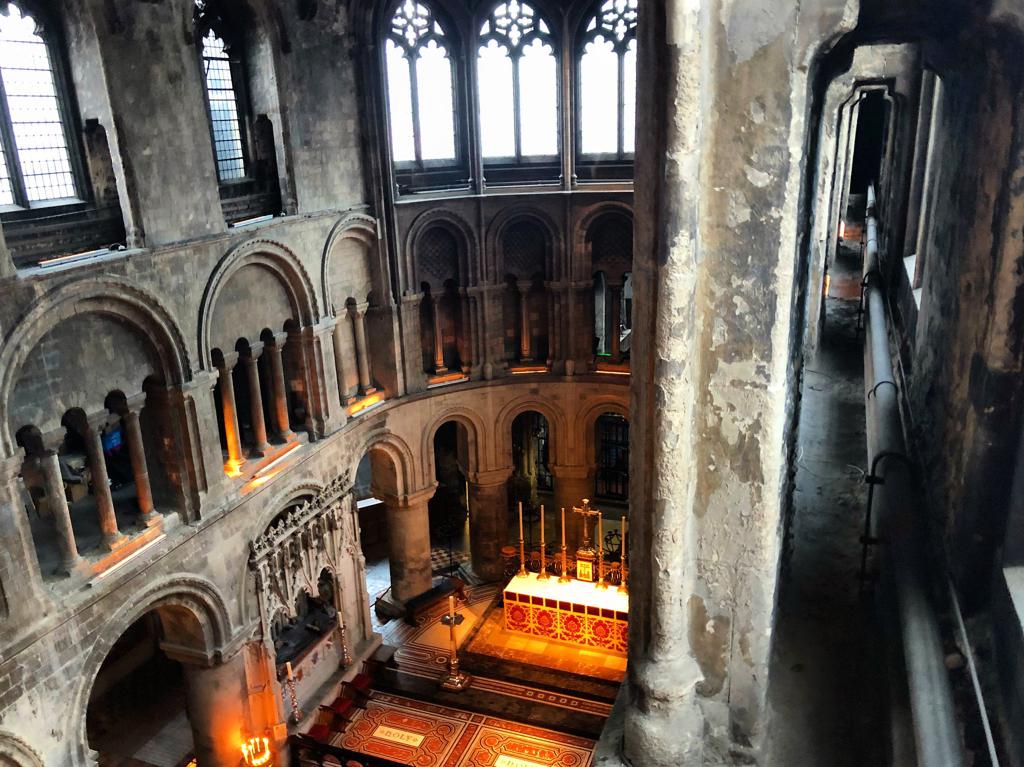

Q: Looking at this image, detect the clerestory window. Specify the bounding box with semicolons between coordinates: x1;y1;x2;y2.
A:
0;2;82;207
577;0;637;175
477;1;558;173
195;1;250;184
385;2;457;168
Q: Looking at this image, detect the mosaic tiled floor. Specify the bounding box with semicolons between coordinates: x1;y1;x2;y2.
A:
334;692;594;767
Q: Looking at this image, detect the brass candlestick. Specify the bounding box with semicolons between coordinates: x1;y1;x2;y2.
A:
537;504;550;580
595;511;608;590
517;501;528;577
439;595;471;691
619;516;629;594
559;506;571;583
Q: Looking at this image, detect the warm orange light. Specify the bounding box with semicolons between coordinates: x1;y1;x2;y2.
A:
240;736;272;767
347;392;384;416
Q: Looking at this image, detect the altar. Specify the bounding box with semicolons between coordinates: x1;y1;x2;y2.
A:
503;572;628;653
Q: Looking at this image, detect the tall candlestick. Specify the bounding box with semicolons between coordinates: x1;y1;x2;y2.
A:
538;504;549;579
559;507;570;583
619;516;629;593
448;594;455;618
286;661;293;680
595;511;608;590
465;480;470;514
517;501;527;577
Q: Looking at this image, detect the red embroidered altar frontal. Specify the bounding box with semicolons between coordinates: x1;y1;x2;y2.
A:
503;573;628;653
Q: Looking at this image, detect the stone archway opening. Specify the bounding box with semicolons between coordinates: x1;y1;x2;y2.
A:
509;410;554;567
428;420;471;580
86;611;193;767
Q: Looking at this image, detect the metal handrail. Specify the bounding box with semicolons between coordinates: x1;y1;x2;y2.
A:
861;184;964;767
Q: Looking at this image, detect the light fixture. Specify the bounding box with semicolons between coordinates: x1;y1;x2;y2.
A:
240;736;273;767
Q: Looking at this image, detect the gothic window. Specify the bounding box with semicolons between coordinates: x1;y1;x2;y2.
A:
596;413;628;501
477;1;558;164
195;1;250;183
385;2;457;166
578;0;637;164
0;2;82;206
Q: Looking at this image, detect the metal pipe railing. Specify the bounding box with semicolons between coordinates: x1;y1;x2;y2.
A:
861;184;964;767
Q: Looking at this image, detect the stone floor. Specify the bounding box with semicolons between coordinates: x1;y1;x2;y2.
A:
765;239;886;765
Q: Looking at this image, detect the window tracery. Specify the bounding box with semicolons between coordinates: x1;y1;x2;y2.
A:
385;1;457;166
579;0;637;159
477;1;557;162
0;2;80;206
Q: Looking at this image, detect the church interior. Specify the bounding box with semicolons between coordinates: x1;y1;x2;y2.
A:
1;0;1024;766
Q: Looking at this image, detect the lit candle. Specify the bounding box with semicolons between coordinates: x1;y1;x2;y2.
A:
285;661;293;680
465;480;470;513
518;500;524;540
561;507;566;545
621;516;627;561
540;504;545;545
448;594;455;619
597;513;602;551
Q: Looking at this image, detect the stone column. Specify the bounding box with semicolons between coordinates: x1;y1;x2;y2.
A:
35;448;85;574
265;334;295;443
349;302;374;394
550;464;593;553
332;316;355;404
468;468;512;582
608;280;624;363
0;452;51;615
117;394;157;526
84;413;126;550
516;280;532;362
178;650;250;767
430;295;447;374
241;344;271;457
215;353;245;474
382;486;435;603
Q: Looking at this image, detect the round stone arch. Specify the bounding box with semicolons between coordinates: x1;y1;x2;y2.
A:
573;201;634;281
404;208;478;292
420;407;488;482
487;205;562;282
495;395;569;469
576;397;630;467
66;575;233;766
198;238;319;365
0;277;191;457
348;427;419;500
322;213;379;314
0;732;43;767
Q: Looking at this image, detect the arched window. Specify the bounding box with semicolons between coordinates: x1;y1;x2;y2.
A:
477;1;558;168
577;0;637;169
384;2;457;167
0;2;82;206
195;1;250;183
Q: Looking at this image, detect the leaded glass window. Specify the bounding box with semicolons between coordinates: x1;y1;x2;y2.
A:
477;1;557;161
0;2;80;206
579;0;637;158
195;1;249;183
596;413;629;501
385;1;457;166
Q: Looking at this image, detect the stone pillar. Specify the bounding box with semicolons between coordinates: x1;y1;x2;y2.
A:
84;413;126;550
614;2;855;764
430;295;447;374
517;280;532;362
382;486;435;603
566;280;593;375
608;280;623;363
178;650;250;767
36;448;85;575
215;353;245;474
550;464;593;553
117;394;157;526
468;468;512;582
242;344;272;457
332;316;354;404
265;335;295;443
0;452;51;616
349;302;374;394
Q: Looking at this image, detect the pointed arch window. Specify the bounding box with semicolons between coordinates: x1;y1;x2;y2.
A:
577;0;637;171
0;2;83;206
195;1;249;183
385;2;457;167
477;1;558;166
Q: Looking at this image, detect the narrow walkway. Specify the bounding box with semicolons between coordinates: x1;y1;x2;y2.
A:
766;241;885;765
